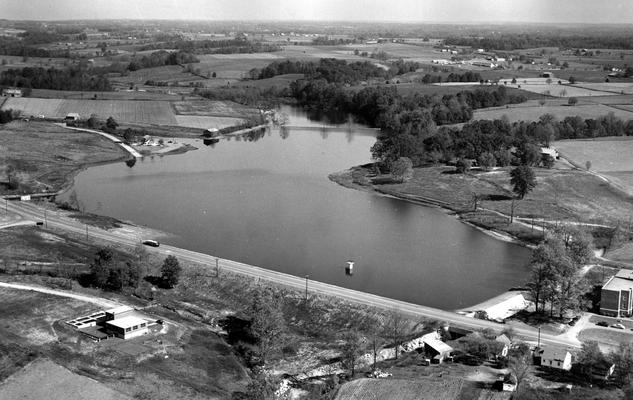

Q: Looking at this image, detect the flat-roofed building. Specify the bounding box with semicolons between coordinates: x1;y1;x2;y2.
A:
105;316;149;339
601;269;633;317
104;305;134;321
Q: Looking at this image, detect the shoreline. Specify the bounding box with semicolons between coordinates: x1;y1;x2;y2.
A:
328;167;533;249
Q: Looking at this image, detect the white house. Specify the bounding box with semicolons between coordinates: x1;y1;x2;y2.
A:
64;113;80;121
1;88;22;97
538;348;573;371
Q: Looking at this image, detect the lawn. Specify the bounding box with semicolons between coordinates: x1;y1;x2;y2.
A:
174;115;245;130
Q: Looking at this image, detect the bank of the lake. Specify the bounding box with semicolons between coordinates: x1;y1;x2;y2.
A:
63;106;533;310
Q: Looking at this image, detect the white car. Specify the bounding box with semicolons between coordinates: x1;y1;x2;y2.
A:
610;323;625;330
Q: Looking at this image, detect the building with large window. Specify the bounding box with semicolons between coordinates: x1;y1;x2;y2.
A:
105;316;149;339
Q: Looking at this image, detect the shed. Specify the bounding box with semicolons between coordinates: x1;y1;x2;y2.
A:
2;88;22;97
424;338;453;364
105;316;149;339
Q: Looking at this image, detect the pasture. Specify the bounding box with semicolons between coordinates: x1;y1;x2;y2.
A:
28;88;188;101
473;100;633;123
2;97;177;125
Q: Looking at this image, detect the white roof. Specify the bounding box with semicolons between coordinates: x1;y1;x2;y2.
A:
424;338;453;353
105;315;147;329
105;305;133;314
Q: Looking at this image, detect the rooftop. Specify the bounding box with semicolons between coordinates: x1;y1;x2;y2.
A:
540;347;571;361
603;271;633;292
105;315;147;329
424;338;453;354
105;305;133;315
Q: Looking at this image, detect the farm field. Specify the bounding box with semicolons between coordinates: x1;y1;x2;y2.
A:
553;138;633;172
502;82;617;97
172;100;251;116
473;101;633;123
110;65;203;86
174;115;245;130
387;82;543;99
334;377;465;400
2;97;177;125
0;359;132;400
29;88;187;101
574;82;633;94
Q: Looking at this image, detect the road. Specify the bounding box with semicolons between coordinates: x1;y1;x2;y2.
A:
5;200;582;350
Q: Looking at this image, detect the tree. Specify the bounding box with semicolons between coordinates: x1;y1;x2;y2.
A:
390;157;413;182
160;255;181;288
247;290;286;365
577;341;606;384
106;116;118;131
568;96;578;106
510;166;536;199
341;330;364;376
610;342;633;387
212;71;217;78
90;247;115;288
383;309;407;360
585;160;592;170
568;76;577;84
477;152;496;171
508;342;532;396
455;158;472;174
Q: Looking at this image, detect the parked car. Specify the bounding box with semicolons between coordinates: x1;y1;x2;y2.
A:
142;239;160;247
596;321;609;327
611;323;626;330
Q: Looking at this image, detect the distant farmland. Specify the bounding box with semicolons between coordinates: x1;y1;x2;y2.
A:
174;115;245;129
2;98;177;125
473;101;633;123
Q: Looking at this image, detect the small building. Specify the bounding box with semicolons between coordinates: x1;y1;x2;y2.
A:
495;334;512;358
2;88;22;97
600;269;633;317
538;347;573;371
105;315;149;339
493;373;517;392
104;305;133;321
590;360;616;381
64;113;80;121
541;147;559;160
423;333;453;364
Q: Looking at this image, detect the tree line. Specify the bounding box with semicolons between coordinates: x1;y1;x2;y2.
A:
138;38;282;55
445;33;633;51
127;50;199;71
0;65;112;91
252;58;393;84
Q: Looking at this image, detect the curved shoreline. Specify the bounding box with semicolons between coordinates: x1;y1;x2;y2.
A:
328;167;532;249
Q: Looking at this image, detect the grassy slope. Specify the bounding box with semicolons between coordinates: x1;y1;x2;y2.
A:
0;120;127;195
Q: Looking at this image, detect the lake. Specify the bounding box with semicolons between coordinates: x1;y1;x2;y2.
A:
66;106;531;310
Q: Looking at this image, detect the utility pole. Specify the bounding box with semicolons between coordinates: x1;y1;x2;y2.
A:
85;224;88;240
537;327;541;349
304;275;309;302
44;208;47;228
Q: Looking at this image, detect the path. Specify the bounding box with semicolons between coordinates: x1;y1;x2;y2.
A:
0;281;121;308
56;123;142;158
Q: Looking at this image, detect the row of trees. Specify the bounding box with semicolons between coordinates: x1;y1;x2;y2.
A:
445;33;633;50
127;50;199;71
417;71;483;84
88;246;181;291
0;65;112;91
139;38;282;55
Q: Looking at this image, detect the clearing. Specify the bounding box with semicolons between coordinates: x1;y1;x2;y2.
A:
334;377;467;400
473;100;633;123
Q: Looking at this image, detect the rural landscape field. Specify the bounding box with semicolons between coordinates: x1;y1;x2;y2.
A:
5;2;633;400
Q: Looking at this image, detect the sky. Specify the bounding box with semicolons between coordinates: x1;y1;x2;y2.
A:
4;0;633;24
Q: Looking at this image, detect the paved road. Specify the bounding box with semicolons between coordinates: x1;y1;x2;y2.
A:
5;200;582;350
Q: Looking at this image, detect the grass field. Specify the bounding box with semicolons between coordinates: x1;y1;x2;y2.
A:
0;120;126;194
554;138;633;172
0;359;132;400
473;101;633;123
29;88;190;101
2;97;178;125
172;100;251;116
335;377;464;400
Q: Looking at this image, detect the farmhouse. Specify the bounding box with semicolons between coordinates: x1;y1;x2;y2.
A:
541;147;559;159
105;315;149;339
536;347;573;371
422;331;453;364
1;87;22;97
600;269;633;317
